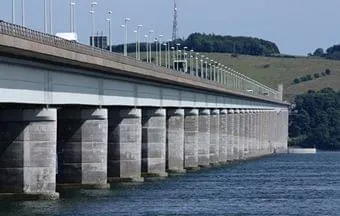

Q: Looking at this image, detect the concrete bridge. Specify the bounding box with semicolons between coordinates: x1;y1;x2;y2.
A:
0;21;289;200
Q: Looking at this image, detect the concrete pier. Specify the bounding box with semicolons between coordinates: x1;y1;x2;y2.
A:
198;109;211;167
0;108;59;200
239;109;246;160
108;108;143;182
209;109;220;165
184;109;199;169
244;110;250;159
226;109;234;161
219;109;228;163
57;108;108;188
142;108;167;177
233;109;240;160
166;109;185;173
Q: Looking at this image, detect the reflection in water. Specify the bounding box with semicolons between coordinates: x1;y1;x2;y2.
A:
1;152;340;216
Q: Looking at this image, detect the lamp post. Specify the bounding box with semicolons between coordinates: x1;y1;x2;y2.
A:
121;18;131;56
148;30;154;63
137;25;143;60
189;50;194;74
145;35;149;62
12;0;15;24
133;30;138;59
158;35;163;66
155;37;158;66
163;43;168;68
171;47;175;69
176;43;180;70
90;2;97;47
200;59;204;78
21;0;25;26
106;11;112;52
44;0;48;33
195;53;199;76
70;1;76;32
205;57;209;79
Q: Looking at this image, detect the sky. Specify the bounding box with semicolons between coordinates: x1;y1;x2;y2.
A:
1;0;339;55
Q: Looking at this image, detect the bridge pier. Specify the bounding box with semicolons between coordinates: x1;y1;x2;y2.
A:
57;108;109;189
184;109;199;170
107;108;143;182
219;109;228;163
239;109;246;160
198;109;211;167
209;109;220;165
233;109;240;160
226;109;234;161
142;108;167;178
166;108;185;173
0;108;59;200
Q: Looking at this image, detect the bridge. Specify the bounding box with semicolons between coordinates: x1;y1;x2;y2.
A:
0;21;289;200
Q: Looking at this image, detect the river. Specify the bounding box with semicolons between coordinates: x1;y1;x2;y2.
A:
1;152;339;216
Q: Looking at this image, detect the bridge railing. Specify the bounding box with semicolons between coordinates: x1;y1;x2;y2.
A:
0;20;281;101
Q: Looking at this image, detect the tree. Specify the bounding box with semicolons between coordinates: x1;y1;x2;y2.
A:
325;68;331;75
313;48;325;57
313;73;320;79
293;78;300;84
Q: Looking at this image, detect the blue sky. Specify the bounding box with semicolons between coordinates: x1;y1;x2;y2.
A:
1;0;339;55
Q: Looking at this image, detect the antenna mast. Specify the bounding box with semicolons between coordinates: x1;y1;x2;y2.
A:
172;0;178;41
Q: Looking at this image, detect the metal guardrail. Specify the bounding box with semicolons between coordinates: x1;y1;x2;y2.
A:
0;20;280;101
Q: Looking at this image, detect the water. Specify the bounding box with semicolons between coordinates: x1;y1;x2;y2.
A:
1;152;340;216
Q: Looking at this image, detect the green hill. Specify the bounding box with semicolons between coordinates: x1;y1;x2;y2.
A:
202;53;340;101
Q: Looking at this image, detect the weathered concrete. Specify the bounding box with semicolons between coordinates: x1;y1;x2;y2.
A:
57;108;109;188
0;108;59;200
233;109;240;160
166;108;185;173
108;108;143;182
239;109;246;160
219;109;228;163
142;108;167;177
244;110;250;159
226;109;235;161
184;109;199;169
198;109;211;167
209;109;220;165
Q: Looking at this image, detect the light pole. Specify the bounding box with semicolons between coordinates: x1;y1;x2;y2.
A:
155;37;158;66
70;1;76;32
12;0;15;24
158;35;163;66
148;30;154;63
176;43;180;70
189;50;194;74
200;59;204;78
49;0;53;34
145;35;149;62
44;0;48;33
137;25;143;60
163;43;168;68
205;57;209;79
171;47;175;69
21;0;25;26
122;17;131;56
107;11;112;52
133;30;138;59
90;2;97;47
195;53;199;76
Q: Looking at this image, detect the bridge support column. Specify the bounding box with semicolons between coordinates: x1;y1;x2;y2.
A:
263;110;270;156
239;109;246;160
108;108;143;182
184;109;199;170
57;108;109;189
142;108;167;178
226;109;234;161
166;108;185;173
244;110;250;159
219;109;228;164
233;109;240;160
248;110;255;158
209;109;220;165
0;108;59;200
198;109;211;167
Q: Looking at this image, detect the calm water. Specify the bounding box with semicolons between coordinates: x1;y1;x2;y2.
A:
1;152;340;216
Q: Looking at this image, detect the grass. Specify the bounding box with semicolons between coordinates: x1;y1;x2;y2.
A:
136;52;340;101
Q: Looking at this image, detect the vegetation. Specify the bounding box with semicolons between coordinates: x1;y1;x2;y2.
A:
111;33;280;56
289;88;340;150
292;69;332;85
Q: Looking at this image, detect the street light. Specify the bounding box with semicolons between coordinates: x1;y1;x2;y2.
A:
144;35;149;62
148;30;154;63
205;57;209;79
137;25;143;60
176;43;180;70
122;17;131;56
21;0;25;26
70;1;76;32
106;11;112;52
158;35;163;66
133;30;138;59
155;37;158;66
171;46;175;69
189;50;194;75
12;0;15;24
163;43;168;68
90;2;97;47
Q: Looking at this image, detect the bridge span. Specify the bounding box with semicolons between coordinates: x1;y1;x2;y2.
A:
0;21;288;200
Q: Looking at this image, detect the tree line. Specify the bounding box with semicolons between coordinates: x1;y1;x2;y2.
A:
111;33;280;56
289;88;340;150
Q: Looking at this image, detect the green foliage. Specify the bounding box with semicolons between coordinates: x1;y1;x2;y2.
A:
314;73;320;79
325;68;331;75
289;88;340;150
326;45;340;60
293;78;300;84
313;48;325;57
111;33;280;56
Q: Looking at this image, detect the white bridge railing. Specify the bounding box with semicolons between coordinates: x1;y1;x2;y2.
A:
0;20;280;101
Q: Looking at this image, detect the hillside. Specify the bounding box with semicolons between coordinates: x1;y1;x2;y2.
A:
202;53;340;101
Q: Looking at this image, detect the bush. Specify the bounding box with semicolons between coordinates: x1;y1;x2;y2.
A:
325;68;331;75
300;76;308;82
306;74;313;80
321;72;326;76
293;78;300;84
314;73;320;79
